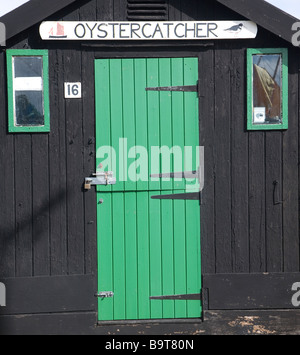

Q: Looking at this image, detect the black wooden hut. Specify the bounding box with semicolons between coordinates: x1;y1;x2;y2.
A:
0;0;300;335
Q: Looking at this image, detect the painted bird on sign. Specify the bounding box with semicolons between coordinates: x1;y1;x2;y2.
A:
224;23;243;33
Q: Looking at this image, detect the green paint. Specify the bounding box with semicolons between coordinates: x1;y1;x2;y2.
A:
95;59;112;192
6;49;50;133
247;48;288;131
95;58;201;321
171;58;186;191
147;58;161;192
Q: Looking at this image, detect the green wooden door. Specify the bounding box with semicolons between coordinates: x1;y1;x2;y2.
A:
95;58;201;321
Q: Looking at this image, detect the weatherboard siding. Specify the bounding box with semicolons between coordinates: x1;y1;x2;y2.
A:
0;0;299;324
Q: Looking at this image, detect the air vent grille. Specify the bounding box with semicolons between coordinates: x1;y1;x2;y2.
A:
127;0;168;21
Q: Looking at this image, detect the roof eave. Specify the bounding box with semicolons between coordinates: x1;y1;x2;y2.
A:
0;0;78;42
216;0;299;45
0;0;298;46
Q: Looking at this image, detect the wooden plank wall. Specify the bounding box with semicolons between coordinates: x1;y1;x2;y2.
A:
0;0;100;279
0;0;299;294
199;42;300;275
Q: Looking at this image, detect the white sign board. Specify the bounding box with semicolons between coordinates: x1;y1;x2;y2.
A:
253;107;266;124
65;82;82;99
40;21;257;41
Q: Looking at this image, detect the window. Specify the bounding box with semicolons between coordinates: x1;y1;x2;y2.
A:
247;48;288;130
7;49;50;132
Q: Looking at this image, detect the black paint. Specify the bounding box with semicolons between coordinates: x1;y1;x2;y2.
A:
0;0;300;335
203;273;300;310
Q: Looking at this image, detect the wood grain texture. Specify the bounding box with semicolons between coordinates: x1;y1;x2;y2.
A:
95;58;201;321
214;46;232;273
1;310;300;335
203;272;300;310
0;0;299;334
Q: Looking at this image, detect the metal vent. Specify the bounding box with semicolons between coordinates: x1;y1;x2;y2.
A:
127;0;167;21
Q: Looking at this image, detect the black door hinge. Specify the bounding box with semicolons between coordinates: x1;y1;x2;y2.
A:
151;191;202;203
146;80;201;97
150;293;202;301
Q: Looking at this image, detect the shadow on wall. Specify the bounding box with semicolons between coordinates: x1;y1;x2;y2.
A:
0;189;67;243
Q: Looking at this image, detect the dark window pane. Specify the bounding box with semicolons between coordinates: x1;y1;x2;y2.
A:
15;91;44;126
14;57;43;78
252;54;282;124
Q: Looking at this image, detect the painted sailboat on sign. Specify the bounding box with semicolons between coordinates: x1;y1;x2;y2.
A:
49;23;67;38
40;21;257;41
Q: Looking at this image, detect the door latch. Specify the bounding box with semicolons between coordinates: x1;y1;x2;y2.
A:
95;291;114;298
84;171;116;190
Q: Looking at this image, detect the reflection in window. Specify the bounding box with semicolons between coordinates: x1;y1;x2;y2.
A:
15;91;44;125
252;54;282;125
7;50;50;133
13;56;44;126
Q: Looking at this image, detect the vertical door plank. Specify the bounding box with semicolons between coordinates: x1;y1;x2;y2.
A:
147;59;161;191
173;197;187;318
137;191;150;319
134;59;149;191
97;193;113;321
171;58;185;191
124;192;138;319
159;58;173;191
112;192;126;319
161;198;175;318
110;60;124;192
122;59;136;191
183;58;200;192
149;191;162;319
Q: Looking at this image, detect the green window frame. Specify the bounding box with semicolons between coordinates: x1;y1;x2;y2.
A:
247;48;288;130
7;49;50;133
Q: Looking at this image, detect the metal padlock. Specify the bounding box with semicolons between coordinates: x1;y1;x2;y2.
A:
84;179;92;190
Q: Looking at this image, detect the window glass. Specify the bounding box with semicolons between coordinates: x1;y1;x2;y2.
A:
7;49;50;133
14;57;43;78
13;56;44;126
252;54;282;125
247;48;288;131
15;91;44;125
